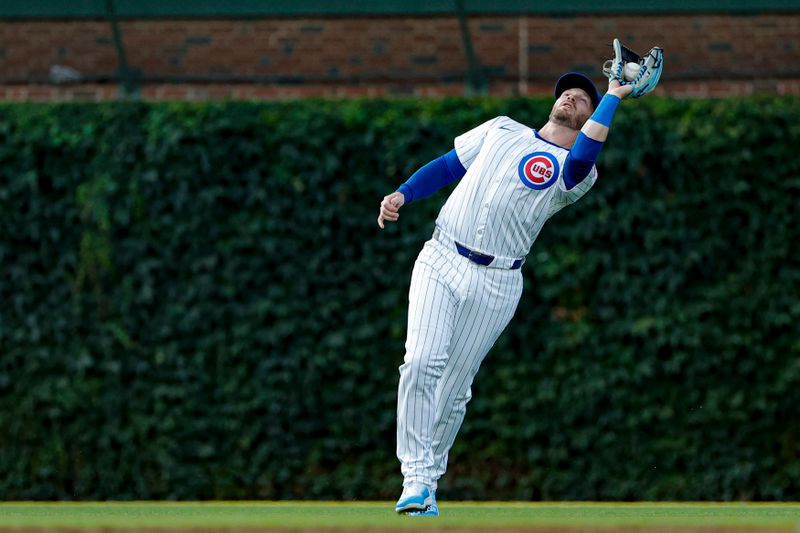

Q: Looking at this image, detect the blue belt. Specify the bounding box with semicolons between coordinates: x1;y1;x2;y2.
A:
454;241;523;270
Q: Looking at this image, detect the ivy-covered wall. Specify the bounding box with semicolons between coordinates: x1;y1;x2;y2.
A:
1;97;798;500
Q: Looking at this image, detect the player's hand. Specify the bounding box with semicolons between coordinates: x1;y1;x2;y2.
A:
606;78;633;100
377;192;405;229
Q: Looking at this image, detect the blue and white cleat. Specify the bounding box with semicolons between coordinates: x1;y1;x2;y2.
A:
394;482;433;513
407;490;438;517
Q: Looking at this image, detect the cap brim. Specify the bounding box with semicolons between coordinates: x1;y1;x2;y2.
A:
554;72;601;109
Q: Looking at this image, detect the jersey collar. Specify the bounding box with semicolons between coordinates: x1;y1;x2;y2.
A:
533;129;569;151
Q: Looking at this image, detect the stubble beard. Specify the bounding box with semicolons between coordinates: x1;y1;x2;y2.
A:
549;106;581;130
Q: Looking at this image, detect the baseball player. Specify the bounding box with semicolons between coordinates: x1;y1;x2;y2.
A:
378;42;662;517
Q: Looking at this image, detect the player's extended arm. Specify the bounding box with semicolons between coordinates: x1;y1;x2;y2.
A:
377;149;467;228
563;81;631;190
397;149;466;203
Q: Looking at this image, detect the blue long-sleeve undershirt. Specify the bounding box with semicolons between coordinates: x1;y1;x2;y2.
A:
563;94;621;190
563;134;603;190
397;149;466;203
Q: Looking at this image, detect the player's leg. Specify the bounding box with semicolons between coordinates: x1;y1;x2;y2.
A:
429;266;524;487
396;239;461;504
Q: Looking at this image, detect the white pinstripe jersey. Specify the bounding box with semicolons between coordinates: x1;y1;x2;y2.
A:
435;115;598;260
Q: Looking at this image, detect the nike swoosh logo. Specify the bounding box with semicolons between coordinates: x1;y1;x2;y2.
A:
498;125;513;131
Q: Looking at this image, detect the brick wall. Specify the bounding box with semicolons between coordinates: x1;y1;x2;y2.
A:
1;13;799;100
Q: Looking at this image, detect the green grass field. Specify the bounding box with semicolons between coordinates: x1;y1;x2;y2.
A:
0;502;799;531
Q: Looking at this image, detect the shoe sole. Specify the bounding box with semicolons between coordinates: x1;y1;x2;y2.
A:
395;502;426;513
407;506;439;517
395;493;433;513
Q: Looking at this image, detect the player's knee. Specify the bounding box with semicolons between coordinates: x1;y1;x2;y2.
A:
399;353;446;383
458;390;472;404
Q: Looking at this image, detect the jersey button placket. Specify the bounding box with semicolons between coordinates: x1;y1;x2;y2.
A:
476;201;490;243
475;221;486;243
476;181;499;245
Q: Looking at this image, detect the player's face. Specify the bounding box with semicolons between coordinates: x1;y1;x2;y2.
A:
549;88;593;130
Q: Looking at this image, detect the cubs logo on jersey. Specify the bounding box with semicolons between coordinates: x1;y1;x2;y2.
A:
517;152;560;190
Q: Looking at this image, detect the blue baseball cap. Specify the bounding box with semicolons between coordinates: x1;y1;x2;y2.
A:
554;72;601;109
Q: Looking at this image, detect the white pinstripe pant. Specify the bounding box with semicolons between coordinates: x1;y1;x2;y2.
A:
397;236;524;489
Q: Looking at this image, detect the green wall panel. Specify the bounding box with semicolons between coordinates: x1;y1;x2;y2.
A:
2;0;799;18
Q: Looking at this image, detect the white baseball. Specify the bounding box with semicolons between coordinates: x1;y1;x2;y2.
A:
623;62;641;81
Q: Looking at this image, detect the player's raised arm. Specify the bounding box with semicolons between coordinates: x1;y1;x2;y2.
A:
561;80;628;190
563;38;663;190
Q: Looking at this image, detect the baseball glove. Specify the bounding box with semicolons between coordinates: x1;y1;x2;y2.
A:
602;38;664;98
